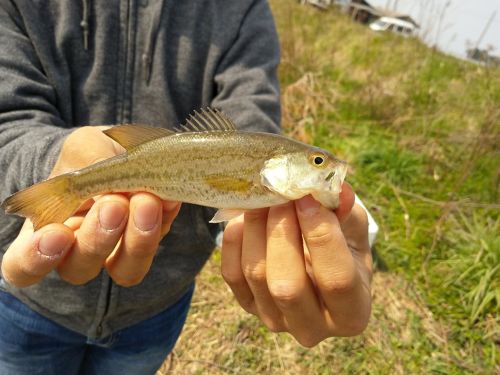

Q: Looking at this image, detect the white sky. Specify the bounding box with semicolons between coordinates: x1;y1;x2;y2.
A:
367;0;500;58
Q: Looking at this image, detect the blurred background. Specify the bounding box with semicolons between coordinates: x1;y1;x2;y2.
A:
159;1;499;373
339;0;500;61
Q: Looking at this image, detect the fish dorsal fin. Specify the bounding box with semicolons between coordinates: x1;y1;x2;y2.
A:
103;124;174;150
175;108;237;133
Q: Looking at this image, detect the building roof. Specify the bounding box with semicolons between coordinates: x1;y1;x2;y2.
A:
348;0;420;28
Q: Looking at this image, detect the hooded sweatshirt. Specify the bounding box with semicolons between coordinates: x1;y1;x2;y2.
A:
0;0;280;339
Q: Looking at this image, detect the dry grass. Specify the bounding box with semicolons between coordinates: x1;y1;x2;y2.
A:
160;1;499;373
157;251;453;375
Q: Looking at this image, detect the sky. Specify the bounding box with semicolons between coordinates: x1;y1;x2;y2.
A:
366;0;500;58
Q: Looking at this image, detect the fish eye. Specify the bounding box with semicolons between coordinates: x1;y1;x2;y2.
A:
314;156;324;165
309;153;327;168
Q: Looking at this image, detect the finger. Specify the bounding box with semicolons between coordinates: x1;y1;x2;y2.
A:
57;194;129;285
295;195;371;336
106;192;163;287
2;222;74;287
341;204;370;253
334;182;355;223
51;126;121;177
266;202;327;346
62;197;98;231
220;214;256;314
160;200;182;237
341;204;373;281
241;208;285;331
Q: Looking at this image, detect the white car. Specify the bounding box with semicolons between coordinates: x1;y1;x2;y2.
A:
298;0;332;10
369;16;416;37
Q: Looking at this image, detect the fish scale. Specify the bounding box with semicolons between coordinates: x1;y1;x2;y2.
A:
71;132;292;208
1;108;347;229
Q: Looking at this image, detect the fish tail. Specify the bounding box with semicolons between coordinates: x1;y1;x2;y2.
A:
1;174;81;230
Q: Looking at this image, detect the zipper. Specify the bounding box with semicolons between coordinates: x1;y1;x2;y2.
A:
93;277;113;339
116;0;136;124
96;323;103;338
93;0;136;339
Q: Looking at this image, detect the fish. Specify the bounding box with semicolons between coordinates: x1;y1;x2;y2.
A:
1;108;347;230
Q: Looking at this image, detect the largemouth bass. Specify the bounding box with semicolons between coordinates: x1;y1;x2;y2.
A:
1;108;347;230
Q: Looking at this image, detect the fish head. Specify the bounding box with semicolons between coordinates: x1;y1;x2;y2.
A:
260;147;347;209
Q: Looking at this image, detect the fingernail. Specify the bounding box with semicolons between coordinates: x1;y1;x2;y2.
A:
38;231;72;257
296;195;320;216
134;201;160;232
98;202;127;231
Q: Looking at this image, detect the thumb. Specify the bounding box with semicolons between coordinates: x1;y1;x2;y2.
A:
334;182;355;223
51;126;122;177
1;221;74;287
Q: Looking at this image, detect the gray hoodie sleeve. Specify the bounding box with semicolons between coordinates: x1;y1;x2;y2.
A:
0;4;71;202
211;0;281;134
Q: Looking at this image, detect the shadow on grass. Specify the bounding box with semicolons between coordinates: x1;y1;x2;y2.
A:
372;245;389;272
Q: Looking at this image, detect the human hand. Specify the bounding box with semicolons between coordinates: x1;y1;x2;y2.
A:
221;183;372;346
1;126;181;288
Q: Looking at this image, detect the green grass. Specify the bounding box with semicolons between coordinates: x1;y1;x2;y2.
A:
159;2;499;373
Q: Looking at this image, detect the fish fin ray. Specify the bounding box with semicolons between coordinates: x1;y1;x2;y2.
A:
103;125;174;150
1;175;82;230
186;114;204;131
209;209;245;223
179;107;237;133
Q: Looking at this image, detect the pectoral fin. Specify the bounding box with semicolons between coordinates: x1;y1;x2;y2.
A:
209;209;245;223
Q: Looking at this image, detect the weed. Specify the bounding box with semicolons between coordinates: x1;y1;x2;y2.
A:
158;1;499;373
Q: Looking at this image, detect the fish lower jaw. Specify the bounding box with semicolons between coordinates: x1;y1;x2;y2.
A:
311;190;340;209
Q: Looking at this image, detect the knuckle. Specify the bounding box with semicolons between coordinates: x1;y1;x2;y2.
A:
4;278;32;288
111;273;145;287
349;320;369;336
268;280;303;308
76;236;109;260
338;317;370;337
16;262;45;282
160;222;173;237
221;268;244;286
125;244;158;260
57;264;101;285
295;333;321;348
244;208;268;224
305;226;335;248
319;272;358;295
65;127;89;144
65;128;93;150
63;127;117;166
343;205;370;249
2;268;38;288
237;297;256;315
58;271;92;286
242;262;267;284
262;319;285;333
353;204;369;228
221;228;242;249
268;219;296;240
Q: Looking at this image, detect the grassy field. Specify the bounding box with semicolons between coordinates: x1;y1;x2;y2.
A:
158;1;499;373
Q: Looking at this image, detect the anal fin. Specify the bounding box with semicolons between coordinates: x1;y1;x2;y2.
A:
209;209;245;223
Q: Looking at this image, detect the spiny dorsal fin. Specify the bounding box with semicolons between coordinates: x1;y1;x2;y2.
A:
174;108;237;133
103;124;174;150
